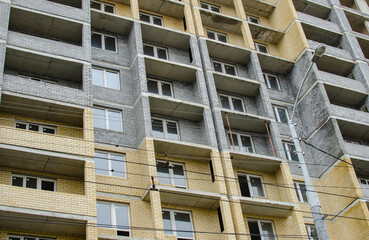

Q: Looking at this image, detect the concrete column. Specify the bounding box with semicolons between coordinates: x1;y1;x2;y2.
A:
229;199;248;240
341;33;366;60
330;7;353;32
354;0;369;14
84;109;95;156
184;5;196;34
130;0;139;20
211;150;227;194
240;22;254;50
353;61;369;89
233;0;247;20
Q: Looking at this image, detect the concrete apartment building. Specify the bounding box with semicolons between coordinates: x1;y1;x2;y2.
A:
0;0;368;239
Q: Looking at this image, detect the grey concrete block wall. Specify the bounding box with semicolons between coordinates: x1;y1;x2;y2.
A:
0;1;10;41
0;43;5;87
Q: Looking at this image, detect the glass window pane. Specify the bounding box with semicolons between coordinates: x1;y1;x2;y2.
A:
93;108;106;129
111;154;125;178
241;135;253;153
277;108;288;123
92;33;102;49
95;152;109;175
161;82;172;97
108;110;122;131
248;221;262;240
144;45;155;56
12;176;24;187
42;127;55;134
268;76;279;90
250;177;265;197
26;177;37;189
153;17;162;26
228;133;239;151
213;62;222;72
225;65;236;75
260;222;275;240
41;180;55;191
156;162;171;185
220;96;230;109
289;144;298;161
152;119;164;138
140;13;150;22
300;184;308;202
166;121;178;140
91;1;101;10
232;98;244;112
106;71;120;89
217;34;227;43
211;6;220;12
238;175;250;197
200;3;209;9
104;5;114;13
148;80;159;94
162;210;172;235
157;48;167;60
97;203;111;227
174;212;193;239
29;124;39;132
258;45;268;53
207;31;216;40
115;204;129;230
173;164;186;187
16;122;27;129
92;68;104;87
104;36;116;52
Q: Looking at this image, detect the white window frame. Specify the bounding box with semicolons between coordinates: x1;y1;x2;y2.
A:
228;132;255;153
238;172;266;197
94;151;126;178
272;105;289;123
91;0;115;13
92;67;120;90
263;73;281;91
162;209;194;240
139;12;163;26
91;32;117;52
294;181;308;203
206;29;228;43
147;78;173;97
18;74;58;84
11;174;56;191
247;15;260;24
305;224;318;240
254;42;269;54
15;121;57;134
143;43;168;60
247;219;277;240
283;142;298;161
359;178;369;185
200;1;221;13
156;160;186;188
219;94;245;112
97;201;131;235
151;118;180;140
212;60;237;76
8;235;55;240
93;107;123;131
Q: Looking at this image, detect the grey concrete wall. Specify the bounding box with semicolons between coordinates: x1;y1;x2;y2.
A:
341;33;366;60
0;1;10;41
308;39;353;60
134;96;152;146
298;12;341;32
11;0;89;22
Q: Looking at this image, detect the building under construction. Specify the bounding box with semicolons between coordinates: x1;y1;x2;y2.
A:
0;0;368;239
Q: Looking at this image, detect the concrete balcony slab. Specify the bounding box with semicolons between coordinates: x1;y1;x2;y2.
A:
257;53;294;74
206;38;251;64
212;71;260;97
229;150;282;173
200;9;242;34
91;10;133;36
153;138;213;158
248;22;284;44
138;0;185;18
142;185;222;209
241;0;275;18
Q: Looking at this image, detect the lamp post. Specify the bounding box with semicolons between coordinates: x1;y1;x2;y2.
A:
288;45;330;240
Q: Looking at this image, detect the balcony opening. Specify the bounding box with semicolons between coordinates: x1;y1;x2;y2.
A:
292;0;331;20
302;23;342;48
316;55;355;79
47;0;82;8
324;84;367;111
4;48;83;89
338;120;369;148
345;10;369;35
340;0;359;10
9;8;83;46
357;36;369;59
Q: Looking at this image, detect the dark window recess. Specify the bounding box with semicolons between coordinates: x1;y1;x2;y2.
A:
183;17;187;31
248;221;261;240
238;175;251;197
217;207;224;232
209;161;215;182
188;47;193;63
117;230;130;236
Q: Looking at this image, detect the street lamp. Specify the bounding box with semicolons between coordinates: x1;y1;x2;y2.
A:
288;44;330;240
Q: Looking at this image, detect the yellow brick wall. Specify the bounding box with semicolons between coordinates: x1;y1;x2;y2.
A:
0;111;94;157
103;0;132;18
0;229;85;240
